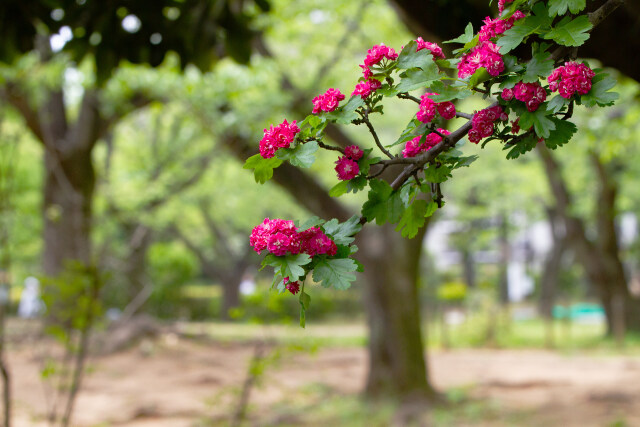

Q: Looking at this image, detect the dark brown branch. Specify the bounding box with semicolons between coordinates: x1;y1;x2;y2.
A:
316;139;345;154
361;110;394;159
397;93;421;104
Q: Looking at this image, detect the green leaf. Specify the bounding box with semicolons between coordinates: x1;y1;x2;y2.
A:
542;15;592;47
580;73;618;107
424;164;452;183
299;291;310;328
468;67;492;88
519;106;556;138
297;216;325;232
243;154;283;184
545;118;577;149
390;119;427;148
326;96;365;124
428;80;472;102
322;215;362;245
397;41;435;70
547;95;570;113
522;50;553;83
329;180;349;197
312;258;358;290
444;23;474;44
396;65;439;92
396;199;436;238
264;253;312;281
361;179;393;225
497;3;553;53
277;141;318;168
504;134;538;159
387;191;405;224
548;0;586;17
347;175;368;193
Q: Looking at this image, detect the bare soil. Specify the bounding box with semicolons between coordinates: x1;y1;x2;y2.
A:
6;327;640;427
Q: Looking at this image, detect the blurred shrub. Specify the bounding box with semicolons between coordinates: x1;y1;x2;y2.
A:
437;281;467;303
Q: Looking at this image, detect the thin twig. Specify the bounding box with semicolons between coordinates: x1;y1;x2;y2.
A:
361;110;394;159
315;139;345;154
397;93;421;104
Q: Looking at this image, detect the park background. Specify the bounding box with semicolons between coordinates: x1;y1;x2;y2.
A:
1;0;640;425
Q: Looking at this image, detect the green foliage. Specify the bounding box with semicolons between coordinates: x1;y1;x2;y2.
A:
545;118;578;149
548;0;586;16
437;282;467;302
522;49;554;83
243;154;283;184
396;41;435;70
312;258;358;290
396;199;437;238
580;73;619;107
361;179;394;225
519;105;556;138
277;141;318;168
445;23;475;45
543;15;592;47
263;253;312;282
504;134;538;159
322;215;362;245
498;3;554;53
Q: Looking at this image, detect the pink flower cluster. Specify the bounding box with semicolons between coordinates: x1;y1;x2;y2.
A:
259;119;300;159
352;79;382;99
363;44;398;68
502;81;547;112
498;0;515;14
250;219;337;257
402;129;451;158
284;277;300;295
416;92;456;123
478;11;525;42
312;88;345;114
415;37;445;59
335;145;363;180
548;62;595;99
468;105;507;143
457;41;504;79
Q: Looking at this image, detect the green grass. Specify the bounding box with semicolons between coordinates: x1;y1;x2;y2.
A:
180;312;640;354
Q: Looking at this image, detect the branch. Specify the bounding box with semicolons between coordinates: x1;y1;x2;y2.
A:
361;109;394;159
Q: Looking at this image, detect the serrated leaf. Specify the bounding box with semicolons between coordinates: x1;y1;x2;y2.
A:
424;164;452;183
312;258;358;290
580;73;618;107
548;0;586;17
277;141;318;168
329;180;349;197
396;199;435;238
322;215;362;245
504;134;538;159
519;106;556;138
445;23;474;44
361;179;393;224
387;191;405;224
297;216;325;232
547;94;570;113
428;80;472;102
522;50;553;83
264;253;312;281
545;118;577;149
468;67;492;88
542;15;592;47
243;154;283;184
396;65;439;92
497;3;553;53
347;175;368;193
397;41;435;70
390;119;427;148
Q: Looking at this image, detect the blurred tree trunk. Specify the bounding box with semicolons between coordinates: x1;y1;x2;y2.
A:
359;222;435;400
538;145;640;334
498;213;509;305
538;207;567;320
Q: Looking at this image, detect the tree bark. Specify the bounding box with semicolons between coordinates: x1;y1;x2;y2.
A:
359;222;436;400
43;145;94;276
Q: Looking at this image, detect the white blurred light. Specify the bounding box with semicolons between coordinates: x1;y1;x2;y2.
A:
150;33;163;45
50;26;73;52
122;14;141;33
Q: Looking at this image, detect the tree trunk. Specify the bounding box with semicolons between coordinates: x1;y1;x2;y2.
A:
498;213;509;305
221;279;241;321
359;222;436;401
43;147;94;276
538;207;567;319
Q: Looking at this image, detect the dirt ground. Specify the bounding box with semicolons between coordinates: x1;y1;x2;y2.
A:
6;328;640;427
